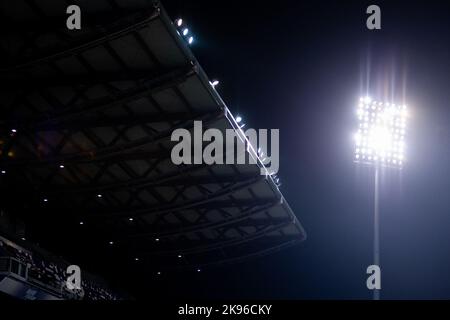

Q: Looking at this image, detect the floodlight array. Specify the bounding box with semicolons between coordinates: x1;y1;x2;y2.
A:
174;18;194;45
354;97;407;168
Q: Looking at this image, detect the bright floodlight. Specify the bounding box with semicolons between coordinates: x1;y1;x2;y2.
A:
176;18;183;27
188;36;194;44
210;80;219;87
354;97;407;168
183;28;189;36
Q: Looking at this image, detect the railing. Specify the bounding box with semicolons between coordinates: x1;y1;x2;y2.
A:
0;256;27;279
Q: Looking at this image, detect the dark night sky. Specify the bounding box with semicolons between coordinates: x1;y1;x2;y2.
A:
142;0;450;299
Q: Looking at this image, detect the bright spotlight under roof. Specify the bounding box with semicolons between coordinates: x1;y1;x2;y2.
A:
354;97;407;168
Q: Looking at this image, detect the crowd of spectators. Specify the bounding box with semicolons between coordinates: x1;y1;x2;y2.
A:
0;236;120;300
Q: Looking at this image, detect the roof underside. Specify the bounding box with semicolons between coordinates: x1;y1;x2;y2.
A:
0;0;305;271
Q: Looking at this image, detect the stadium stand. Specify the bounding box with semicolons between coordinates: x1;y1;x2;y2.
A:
0;0;306;299
0;233;122;300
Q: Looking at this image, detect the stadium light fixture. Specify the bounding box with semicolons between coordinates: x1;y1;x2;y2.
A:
97;194;103;198
1;170;5;174
59;164;65;169
354;96;408;300
236;116;242;123
354;97;407;168
109;241;114;245
210;80;219;87
128;217;134;222
43;198;48;202
174;19;194;45
79;221;84;225
178;254;182;258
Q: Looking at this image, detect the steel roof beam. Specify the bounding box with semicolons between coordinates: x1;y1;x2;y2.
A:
34;112;208;131
1;65;196;127
126;200;279;239
0;110;222;167
2;7;161;71
77;176;264;220
140;221;293;255
26;173;259;196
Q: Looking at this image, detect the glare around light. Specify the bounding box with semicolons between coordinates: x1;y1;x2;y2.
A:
235;116;242;123
354;97;407;168
360;96;372;104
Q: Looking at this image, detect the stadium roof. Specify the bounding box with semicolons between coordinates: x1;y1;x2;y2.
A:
0;0;306;271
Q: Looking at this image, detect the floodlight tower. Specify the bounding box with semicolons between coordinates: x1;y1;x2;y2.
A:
354;96;407;300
